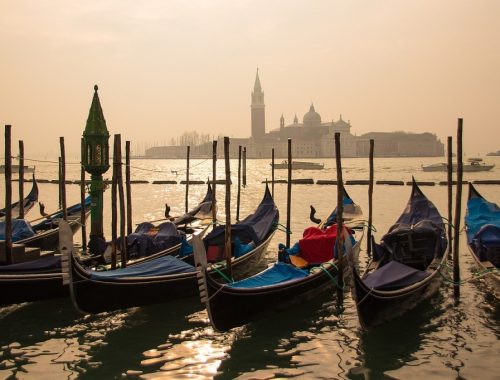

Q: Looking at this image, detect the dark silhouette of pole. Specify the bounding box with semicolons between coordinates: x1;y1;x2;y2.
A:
453;119;463;299
212;140;217;226
224;137;233;279
59;137;67;220
271;148;275;198
18;140;25;219
116;135;127;267
58;157;62;209
111;135;118;269
237;145;242;221
447;136;453;258
286;139;292;248
367;139;374;257
80;138;87;253
185;145;190;213
335;132;344;303
242;147;247;187
126;141;132;235
4;125;13;264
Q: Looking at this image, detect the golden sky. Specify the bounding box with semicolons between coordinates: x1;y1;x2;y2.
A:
1;0;499;157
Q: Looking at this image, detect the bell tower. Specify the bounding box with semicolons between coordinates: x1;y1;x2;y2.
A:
251;68;265;139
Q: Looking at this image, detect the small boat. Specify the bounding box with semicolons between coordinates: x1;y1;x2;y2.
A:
63;184;279;314
0;175;39;219
271;160;324;170
1;197;92;251
309;187;362;226
350;179;448;328
0;188;212;307
0;164;35;174
465;184;500;295
196;194;365;332
422;158;494;172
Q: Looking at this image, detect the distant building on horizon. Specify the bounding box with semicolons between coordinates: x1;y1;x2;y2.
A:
144;69;444;159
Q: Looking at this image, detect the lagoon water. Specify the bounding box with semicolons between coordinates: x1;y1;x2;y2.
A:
0;156;499;379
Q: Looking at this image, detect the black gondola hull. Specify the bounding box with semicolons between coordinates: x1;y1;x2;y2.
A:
0;273;67;306
69;232;272;314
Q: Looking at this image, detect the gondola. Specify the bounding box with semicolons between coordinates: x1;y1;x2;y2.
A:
5;196;92;251
0;175;39;219
64;183;279;314
196;194;365;332
309;186;362;226
465;184;500;295
0;186;214;307
351;179;448;328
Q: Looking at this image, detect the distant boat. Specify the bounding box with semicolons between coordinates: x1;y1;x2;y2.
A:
271;160;324;170
486;150;500;156
422;158;494;172
0;164;35;174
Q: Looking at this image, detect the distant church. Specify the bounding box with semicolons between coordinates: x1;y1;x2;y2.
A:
144;69;444;159
244;69;358;158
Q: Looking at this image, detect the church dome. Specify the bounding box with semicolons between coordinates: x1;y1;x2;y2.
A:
303;104;321;126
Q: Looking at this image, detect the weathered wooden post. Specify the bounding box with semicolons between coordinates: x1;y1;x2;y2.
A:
59;137;67;220
4;125;13;264
116;135;127;267
224;137;233;279
447;136;453;258
286;139;292;248
335;132;344;302
126;141;132;235
453;119;463;299
80;138;87;253
367;139;374;257
111;135;118;269
18;140;25;219
242;147;247;187
271;148;275;198
212;140;217;226
237;145;242;221
185;145;190;213
58;157;62;209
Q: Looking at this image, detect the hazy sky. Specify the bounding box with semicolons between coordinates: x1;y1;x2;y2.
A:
1;0;499;157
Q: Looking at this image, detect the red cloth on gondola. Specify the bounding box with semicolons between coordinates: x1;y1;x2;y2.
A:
298;224;341;263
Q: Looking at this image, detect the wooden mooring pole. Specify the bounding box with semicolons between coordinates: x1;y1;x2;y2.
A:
453;119;463;299
367;139;374;257
212;140;217;226
224;137;233;279
286;139;292;248
242;147;247;187
116;135;127;267
111;135;118;269
4;125;13;264
185;146;190;213
59;137;67;220
18;141;25;219
58;157;62;209
447;136;453;258
335;132;345;303
126;141;132;236
237;145;242;221
80;138;87;253
271;148;275;198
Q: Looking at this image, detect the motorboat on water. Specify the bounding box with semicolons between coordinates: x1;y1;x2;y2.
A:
271;160;324;170
422;158;494;172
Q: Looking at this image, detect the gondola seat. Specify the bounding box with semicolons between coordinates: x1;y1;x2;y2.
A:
472;224;500;267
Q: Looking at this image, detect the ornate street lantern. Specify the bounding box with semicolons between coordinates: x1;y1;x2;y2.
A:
82;85;110;254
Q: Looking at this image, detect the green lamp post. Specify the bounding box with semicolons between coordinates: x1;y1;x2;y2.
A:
82;85;110;254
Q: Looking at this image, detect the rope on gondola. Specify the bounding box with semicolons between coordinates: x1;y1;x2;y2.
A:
274;222;292;234
438;262;499;286
318;263;343;290
210;263;233;284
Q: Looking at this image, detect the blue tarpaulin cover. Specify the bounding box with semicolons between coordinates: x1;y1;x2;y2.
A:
32;196;91;231
89;254;195;281
0;219;35;242
204;185;278;246
229;262;308;289
0;256;61;273
363;260;430;290
465;196;500;243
